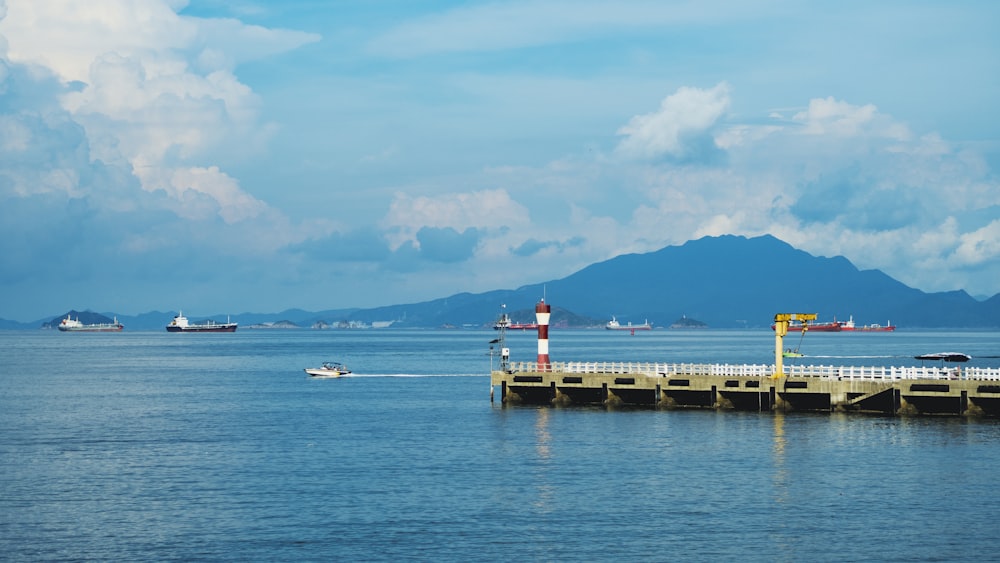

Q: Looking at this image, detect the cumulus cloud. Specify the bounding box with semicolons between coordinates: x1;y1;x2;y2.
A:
0;0;319;225
165;166;268;223
381;188;530;250
1;0;997;319
432;84;997;302
1;0;318;81
953;220;1000;266
512;236;586;257
0;1;327;317
0;107;93;199
791;96;910;140
604;88;1000;297
615;82;730;161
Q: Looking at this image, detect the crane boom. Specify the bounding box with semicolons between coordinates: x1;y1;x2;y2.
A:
773;313;818;378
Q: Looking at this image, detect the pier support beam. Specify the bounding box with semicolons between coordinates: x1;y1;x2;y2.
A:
491;369;1000;417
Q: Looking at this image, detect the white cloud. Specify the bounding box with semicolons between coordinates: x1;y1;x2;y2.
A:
498;87;999;298
0;114;31;153
0;0;334;320
1;0;997;319
1;0;318;81
792;96;910;140
360;82;996;301
64;52;263;167
953;220;1000;266
382;189;531;249
0;0;317;225
1;1;190;83
615;82;730;160
714;124;782;150
166;166;268;223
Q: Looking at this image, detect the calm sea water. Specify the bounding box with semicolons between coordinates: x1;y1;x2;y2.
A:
2;328;1000;561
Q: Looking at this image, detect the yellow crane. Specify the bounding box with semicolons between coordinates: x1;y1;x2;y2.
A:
772;313;817;378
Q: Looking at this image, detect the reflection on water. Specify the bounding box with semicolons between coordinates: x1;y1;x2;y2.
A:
4;330;1000;561
769;413;798;563
771;413;787;505
535;408;551;460
532;408;554;512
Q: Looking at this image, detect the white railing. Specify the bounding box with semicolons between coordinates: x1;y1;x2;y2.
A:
502;361;1000;381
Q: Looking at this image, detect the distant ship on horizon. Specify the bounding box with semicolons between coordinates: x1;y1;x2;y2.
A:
774;320;843;332
838;316;896;332
57;314;123;332
166;312;237;333
606;316;652;331
771;315;897;333
493;314;539;330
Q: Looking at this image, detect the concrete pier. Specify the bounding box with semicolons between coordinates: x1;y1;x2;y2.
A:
491;361;1000;416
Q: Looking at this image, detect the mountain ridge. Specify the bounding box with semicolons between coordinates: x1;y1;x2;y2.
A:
4;235;998;329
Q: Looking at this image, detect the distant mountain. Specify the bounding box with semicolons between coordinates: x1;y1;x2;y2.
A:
0;318;27;330
343;234;1000;329
5;235;999;329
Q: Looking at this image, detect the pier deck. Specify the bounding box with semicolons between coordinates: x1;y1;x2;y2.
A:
491;361;1000;416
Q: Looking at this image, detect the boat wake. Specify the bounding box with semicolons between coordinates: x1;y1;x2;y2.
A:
796;355;904;359
310;373;483;378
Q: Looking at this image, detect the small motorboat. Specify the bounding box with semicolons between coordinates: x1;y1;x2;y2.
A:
914;352;971;363
304;361;352;377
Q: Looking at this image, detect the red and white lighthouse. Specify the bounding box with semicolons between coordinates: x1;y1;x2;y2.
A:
535;299;551;370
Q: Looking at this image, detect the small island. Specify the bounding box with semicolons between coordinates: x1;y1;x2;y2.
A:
669;315;708;329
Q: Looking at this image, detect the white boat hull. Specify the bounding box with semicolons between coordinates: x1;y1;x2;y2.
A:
58;314;123;332
304;368;349;377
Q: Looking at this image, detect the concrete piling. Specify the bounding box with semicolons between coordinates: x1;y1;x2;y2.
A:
491;363;1000;416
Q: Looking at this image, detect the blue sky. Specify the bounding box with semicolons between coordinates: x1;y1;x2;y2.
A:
1;0;998;321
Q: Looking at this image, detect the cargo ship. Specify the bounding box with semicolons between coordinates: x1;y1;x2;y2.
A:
57;314;124;332
166;312;237;333
770;320;842;332
606;317;652;331
838;316;895;332
770;316;896;333
493;315;538;330
493;322;538;330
